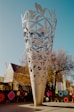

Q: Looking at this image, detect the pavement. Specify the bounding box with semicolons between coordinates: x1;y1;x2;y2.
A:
20;102;74;112
0;102;74;112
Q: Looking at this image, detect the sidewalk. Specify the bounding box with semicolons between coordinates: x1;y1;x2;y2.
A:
19;102;74;112
0;102;74;112
43;102;74;108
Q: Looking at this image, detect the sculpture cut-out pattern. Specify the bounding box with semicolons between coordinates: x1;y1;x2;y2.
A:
21;3;57;85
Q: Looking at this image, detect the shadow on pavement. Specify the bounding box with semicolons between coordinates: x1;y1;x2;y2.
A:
43;104;74;109
0;104;34;112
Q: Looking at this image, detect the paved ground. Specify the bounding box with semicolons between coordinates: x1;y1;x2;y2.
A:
0;102;74;112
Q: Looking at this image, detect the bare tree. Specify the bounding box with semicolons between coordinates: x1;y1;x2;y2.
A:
48;49;74;88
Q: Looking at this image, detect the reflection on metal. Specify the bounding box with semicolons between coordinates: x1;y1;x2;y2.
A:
21;3;57;106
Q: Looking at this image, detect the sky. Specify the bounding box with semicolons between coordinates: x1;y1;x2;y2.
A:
0;0;74;77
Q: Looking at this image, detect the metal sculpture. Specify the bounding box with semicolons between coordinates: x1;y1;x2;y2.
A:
21;3;57;106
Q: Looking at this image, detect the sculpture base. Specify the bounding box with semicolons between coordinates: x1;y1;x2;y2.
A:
30;79;47;106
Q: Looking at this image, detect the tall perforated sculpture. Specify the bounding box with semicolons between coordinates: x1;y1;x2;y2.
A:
21;3;57;106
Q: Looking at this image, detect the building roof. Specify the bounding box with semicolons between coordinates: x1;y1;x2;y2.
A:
14;72;31;86
11;63;31;86
4;63;30;86
11;63;29;74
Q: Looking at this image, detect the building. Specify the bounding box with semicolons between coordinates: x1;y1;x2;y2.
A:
0;77;4;90
4;63;30;90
